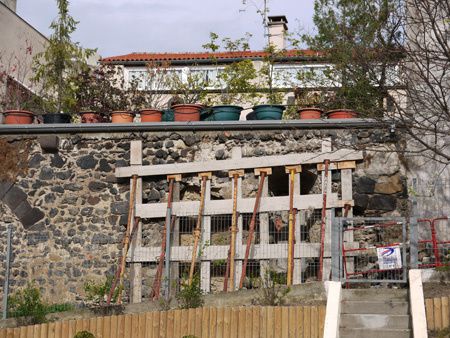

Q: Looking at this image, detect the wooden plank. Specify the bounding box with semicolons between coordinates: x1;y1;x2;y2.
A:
159;311;167;338
136;193;349;218
96;317;104;338
145;313;153;338
88;318;96;336
187;308;195;335
47;323;55;338
116;149;363;177
254;167;272;176
259;307;267;338
252;307;260;338
442;297;449;330
288;306;296;338
281;307;289;338
303;307;311;338
223;307;231;338
19;326;26;338
245;307;253;337
102;316;110;338
173;310;182;337
311;306;318;338
117;315;125;338
0;329;5;338
25;326;33;338
274;307;282;338
166;311;174;338
180;309;188;336
210;307;218;338
238;307;246;338
426;298;434;330
12;328;19;338
434;297;442;330
152;312;160;338
61;321;69;338
124;315;132;338
131;314;140;338
108;316;117;338
216;307;224;338
266;307;274;338
195;307;203;338
201;307;210;338
53;321;61;338
318;306;326;338
68;320;76;338
231;307;239;338
33;326;40;338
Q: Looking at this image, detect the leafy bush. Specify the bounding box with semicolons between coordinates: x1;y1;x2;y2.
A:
84;275;120;305
176;274;204;309
8;282;48;324
8;282;75;324
74;331;95;338
253;270;290;306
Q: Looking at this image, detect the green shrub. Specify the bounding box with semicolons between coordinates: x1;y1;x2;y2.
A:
8;282;48;324
74;331;96;338
84;275;120;305
176;274;204;309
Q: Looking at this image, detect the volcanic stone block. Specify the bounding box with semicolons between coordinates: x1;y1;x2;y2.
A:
3;185;27;210
21;208;45;229
38;135;59;153
0;180;14;200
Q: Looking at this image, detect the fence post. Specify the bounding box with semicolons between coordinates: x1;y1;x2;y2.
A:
331;216;341;282
410;218;419;269
2;224;12;319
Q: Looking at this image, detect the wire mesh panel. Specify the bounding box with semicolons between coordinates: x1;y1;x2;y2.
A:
417;217;450;268
339;217;407;284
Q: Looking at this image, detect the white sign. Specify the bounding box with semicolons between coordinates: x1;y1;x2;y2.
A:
377;246;402;270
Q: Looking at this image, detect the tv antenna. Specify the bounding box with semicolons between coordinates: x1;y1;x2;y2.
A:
240;0;270;44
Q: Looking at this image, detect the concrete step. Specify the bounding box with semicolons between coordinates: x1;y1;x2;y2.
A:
342;288;408;301
340;314;411;329
339;328;412;338
341;300;409;315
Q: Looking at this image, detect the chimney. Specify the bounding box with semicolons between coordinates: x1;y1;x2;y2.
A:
268;15;288;50
1;0;17;12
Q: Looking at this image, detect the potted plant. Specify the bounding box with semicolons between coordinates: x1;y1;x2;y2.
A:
32;0;96;124
135;61;171;123
294;88;324;119
167;67;208;122
73;68;105;123
202;33;258;121
252;45;286;120
323;88;360;119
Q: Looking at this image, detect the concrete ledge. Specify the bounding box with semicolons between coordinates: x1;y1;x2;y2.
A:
409;269;428;338
0;119;386;135
324;281;342;338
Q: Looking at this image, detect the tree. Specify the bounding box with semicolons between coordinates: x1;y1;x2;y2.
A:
303;0;404;114
305;0;449;165
32;0;95;114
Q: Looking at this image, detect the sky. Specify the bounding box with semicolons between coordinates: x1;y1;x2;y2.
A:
16;0;315;58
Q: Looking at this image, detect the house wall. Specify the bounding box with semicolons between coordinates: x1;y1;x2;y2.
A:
0;127;410;307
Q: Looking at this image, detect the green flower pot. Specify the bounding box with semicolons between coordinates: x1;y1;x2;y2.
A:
253;105;285;120
211;105;243;121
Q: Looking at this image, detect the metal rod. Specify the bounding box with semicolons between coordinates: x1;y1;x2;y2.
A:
239;171;267;289
117;175;138;303
164;178;175;300
188;175;208;285
318;159;330;281
152;178;175;299
2;224;12;320
229;174;239;291
287;169;295;286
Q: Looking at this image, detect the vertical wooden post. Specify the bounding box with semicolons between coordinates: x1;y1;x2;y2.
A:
130;140;143;303
232;148;244;291
285;165;301;286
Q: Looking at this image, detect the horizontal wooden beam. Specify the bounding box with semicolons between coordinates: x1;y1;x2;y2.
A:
128;242;360;262
136;193;353;218
115;149;363;178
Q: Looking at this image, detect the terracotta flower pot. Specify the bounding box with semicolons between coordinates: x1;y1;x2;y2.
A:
111;111;134;123
140;109;163;122
298;108;323;119
326;109;359;119
80;111;104;123
3;110;35;124
172;104;202;122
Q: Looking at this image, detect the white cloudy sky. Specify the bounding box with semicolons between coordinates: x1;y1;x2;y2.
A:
16;0;315;57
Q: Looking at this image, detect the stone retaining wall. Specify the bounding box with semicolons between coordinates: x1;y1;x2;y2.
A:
0;128;408;306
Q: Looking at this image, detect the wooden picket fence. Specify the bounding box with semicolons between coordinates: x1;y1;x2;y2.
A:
426;296;450;331
0;305;326;338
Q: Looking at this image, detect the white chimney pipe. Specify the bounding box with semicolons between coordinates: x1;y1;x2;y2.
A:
268;15;288;50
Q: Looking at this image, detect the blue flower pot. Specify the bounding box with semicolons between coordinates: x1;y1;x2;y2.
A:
252;105;285;120
211;105;243;121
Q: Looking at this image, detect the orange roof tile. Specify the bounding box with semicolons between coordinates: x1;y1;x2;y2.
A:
101;49;323;63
